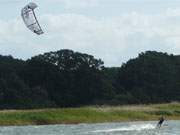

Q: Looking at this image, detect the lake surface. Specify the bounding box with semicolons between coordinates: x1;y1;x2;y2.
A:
0;120;179;135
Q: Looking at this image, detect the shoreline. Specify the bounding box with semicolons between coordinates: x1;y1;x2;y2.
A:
0;103;179;126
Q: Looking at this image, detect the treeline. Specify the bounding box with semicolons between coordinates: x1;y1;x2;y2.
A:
0;50;180;109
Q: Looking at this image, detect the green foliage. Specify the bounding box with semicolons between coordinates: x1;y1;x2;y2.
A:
0;50;180;109
0;103;179;125
115;51;180;104
0;50;107;108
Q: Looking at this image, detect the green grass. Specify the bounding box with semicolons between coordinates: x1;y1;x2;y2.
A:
0;103;180;126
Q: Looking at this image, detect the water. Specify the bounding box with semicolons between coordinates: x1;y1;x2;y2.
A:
0;121;179;135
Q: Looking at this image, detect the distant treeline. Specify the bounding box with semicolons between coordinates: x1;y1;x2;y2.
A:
0;49;180;109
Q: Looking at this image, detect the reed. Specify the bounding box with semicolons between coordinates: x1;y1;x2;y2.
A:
0;103;179;126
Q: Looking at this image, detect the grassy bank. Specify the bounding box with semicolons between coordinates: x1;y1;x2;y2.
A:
0;103;180;126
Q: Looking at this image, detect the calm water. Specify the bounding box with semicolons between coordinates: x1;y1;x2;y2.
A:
0;121;179;135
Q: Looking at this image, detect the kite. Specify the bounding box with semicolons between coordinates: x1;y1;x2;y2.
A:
21;2;44;35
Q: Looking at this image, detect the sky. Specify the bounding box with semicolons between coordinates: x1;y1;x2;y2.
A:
0;0;180;66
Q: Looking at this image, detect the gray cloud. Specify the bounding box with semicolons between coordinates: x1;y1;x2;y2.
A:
0;7;180;66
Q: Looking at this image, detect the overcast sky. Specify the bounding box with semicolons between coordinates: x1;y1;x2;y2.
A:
0;0;180;66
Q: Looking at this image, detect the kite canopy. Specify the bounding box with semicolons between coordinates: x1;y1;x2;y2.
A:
21;2;44;35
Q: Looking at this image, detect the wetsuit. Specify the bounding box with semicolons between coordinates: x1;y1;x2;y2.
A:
157;117;164;128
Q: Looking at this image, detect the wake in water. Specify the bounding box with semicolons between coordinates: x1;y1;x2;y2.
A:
91;124;156;133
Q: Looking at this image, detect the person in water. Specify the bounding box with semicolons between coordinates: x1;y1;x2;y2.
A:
157;116;165;128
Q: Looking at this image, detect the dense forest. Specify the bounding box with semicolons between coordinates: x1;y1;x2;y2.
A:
0;49;180;109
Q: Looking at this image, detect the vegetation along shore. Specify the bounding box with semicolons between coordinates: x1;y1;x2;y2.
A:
1;50;180;126
1;50;180;109
0;103;179;126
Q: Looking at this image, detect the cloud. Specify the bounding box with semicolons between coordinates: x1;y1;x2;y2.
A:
166;8;180;17
47;0;100;9
0;7;180;66
41;11;180;65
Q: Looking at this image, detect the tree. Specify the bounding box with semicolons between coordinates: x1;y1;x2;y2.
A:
115;51;180;104
25;49;105;107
